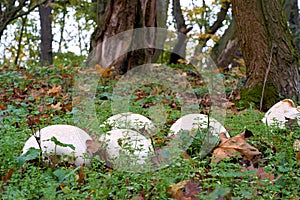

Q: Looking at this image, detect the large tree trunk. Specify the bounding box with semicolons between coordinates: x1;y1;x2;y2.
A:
232;0;300;103
90;0;168;74
39;1;53;65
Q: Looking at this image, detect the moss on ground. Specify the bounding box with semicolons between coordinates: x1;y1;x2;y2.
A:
237;84;279;111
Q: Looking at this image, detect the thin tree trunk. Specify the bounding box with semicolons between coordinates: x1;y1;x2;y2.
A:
58;7;67;53
14;16;27;65
284;0;300;52
39;1;53;65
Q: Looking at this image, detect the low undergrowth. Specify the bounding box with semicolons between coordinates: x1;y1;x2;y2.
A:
0;64;299;199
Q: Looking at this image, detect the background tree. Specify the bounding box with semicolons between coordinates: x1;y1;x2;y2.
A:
39;0;53;65
284;0;300;52
168;0;192;64
232;0;300;110
90;0;169;74
0;0;46;39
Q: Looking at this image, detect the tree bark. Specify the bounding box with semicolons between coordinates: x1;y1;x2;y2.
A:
232;0;300;100
90;0;169;74
39;1;53;65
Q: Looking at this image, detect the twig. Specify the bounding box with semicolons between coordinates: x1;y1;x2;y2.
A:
260;45;274;111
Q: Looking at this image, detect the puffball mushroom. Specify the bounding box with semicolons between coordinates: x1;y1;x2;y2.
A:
103;112;156;136
169;114;230;138
22;125;92;166
99;129;154;168
262;99;300;128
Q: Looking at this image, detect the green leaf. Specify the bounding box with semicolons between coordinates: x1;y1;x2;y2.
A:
16;147;41;167
46;136;76;150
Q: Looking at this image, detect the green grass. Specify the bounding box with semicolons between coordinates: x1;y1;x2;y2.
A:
0;64;299;199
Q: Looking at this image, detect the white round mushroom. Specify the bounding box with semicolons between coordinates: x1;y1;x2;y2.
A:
169;114;230;138
262;99;300;128
99;129;154;168
103;112;156;136
22;125;92;166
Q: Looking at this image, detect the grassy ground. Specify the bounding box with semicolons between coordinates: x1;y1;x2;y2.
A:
0;64;299;199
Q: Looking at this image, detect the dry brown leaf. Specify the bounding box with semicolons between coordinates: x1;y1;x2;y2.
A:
296;151;300;164
1;168;14;182
0;103;7;110
86;139;100;154
51;102;62;111
184;181;201;199
30;88;45;100
212;130;261;163
77;166;86;185
169;180;189;200
47;84;62;96
169;180;200;200
86;140;113;168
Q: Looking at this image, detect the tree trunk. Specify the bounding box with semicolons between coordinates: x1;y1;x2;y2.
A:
14;16;27;65
90;0;168;74
232;0;300;102
39;1;53;65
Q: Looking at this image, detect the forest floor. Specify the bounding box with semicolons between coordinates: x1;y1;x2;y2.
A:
0;63;299;199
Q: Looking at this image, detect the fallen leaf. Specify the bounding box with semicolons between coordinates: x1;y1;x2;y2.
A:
30;88;45;100
211;130;261;163
296;151;300;164
0;103;7;110
86;139;100;154
185;181;201;199
77;166;86;184
51;102;62;111
86;140;113;168
47;84;62;96
1;168;14;182
169;180;189;199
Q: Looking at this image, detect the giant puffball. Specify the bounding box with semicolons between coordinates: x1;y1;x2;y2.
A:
22;125;92;166
99;129;154;169
169;114;230;138
262;99;300;128
103;112;156;136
